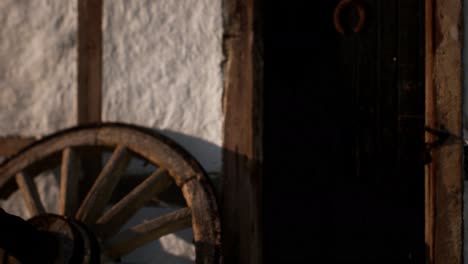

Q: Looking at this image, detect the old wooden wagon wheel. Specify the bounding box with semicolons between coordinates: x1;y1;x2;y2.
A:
0;123;221;263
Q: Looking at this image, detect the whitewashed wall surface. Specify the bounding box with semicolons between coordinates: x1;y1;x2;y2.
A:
0;0;224;263
103;0;224;174
0;0;77;136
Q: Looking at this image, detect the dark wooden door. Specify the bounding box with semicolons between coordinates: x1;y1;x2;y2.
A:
264;1;425;263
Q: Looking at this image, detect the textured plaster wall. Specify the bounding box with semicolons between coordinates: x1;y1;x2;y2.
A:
0;1;77;136
103;0;224;174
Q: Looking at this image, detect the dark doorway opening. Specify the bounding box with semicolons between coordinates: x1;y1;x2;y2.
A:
264;1;425;262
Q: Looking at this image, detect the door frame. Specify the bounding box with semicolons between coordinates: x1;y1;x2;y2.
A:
221;0;263;263
425;0;463;263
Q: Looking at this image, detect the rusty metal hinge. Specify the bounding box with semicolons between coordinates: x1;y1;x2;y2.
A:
423;126;465;164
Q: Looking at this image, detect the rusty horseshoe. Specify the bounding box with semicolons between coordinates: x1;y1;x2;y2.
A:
333;0;366;34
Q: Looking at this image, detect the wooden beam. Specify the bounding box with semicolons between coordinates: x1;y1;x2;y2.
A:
222;0;263;263
426;0;463;263
425;0;436;262
78;0;102;124
77;0;103;202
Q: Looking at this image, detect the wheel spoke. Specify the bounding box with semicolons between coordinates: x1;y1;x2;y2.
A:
102;207;192;259
59;147;80;216
76;145;131;224
15;172;46;217
96;168;173;239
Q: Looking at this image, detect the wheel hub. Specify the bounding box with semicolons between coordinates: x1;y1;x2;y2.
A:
27;214;100;264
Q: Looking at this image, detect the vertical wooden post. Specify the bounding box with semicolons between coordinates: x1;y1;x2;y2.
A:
426;0;463;263
425;0;436;262
78;0;102;124
77;0;103;200
222;0;263;263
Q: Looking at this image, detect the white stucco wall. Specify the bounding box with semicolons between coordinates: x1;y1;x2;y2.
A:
0;0;225;174
0;0;224;263
103;0;224;174
0;0;77;136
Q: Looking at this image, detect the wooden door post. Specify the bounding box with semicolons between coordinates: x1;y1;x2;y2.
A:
425;0;463;263
222;0;263;263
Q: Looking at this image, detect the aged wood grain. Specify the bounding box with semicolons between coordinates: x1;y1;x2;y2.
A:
76;145;131;224
102;207;192;259
15;172;46;217
222;0;263;263
77;0;103;208
0;126;195;188
78;0;102;124
428;0;463;263
111;173;186;207
60;147;80;216
425;0;436;262
96;168;172;239
182;179;221;264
